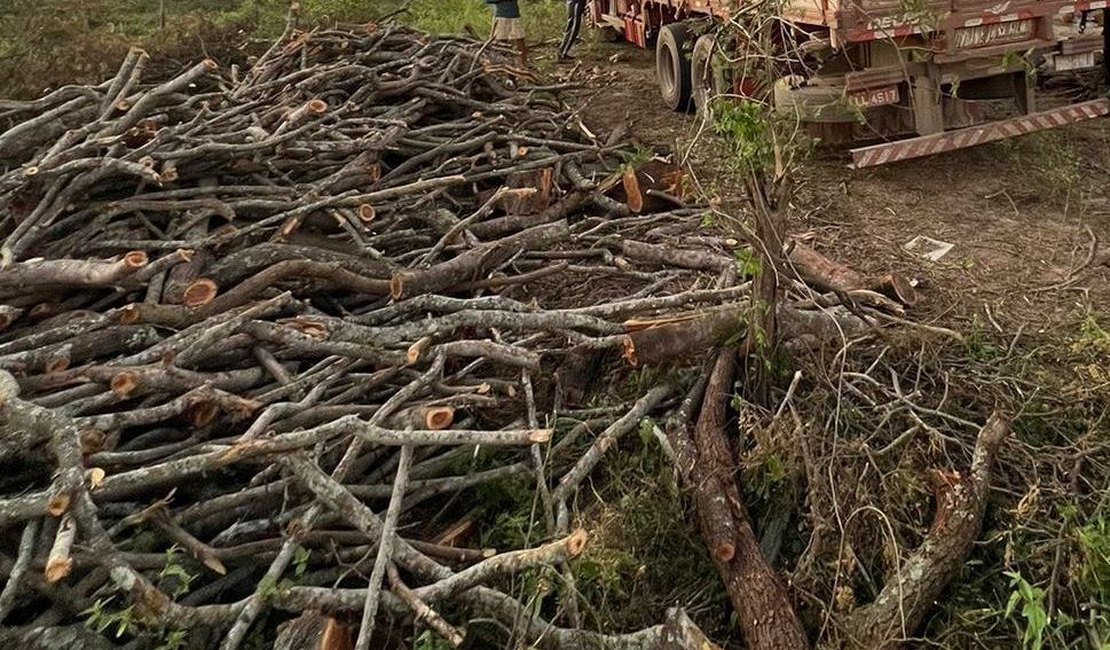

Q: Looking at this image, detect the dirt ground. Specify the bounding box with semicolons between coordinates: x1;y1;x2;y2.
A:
562;41;1110;338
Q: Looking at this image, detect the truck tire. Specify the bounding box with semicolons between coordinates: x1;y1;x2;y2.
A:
656;23;693;112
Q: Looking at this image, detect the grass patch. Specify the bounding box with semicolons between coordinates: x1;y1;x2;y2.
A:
565;418;734;640
987;130;1082;199
463;413;733;643
0;0;570;97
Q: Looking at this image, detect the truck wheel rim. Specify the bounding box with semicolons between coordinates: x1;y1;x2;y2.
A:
693;57;708;111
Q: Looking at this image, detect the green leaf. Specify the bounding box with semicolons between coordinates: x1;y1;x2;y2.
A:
638;417;655;448
734;248;761;278
293;545;310;579
1023;598;1046;650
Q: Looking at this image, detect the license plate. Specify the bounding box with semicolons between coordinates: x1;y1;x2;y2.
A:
1055;51;1096;71
848;85;900;109
953;19;1033;49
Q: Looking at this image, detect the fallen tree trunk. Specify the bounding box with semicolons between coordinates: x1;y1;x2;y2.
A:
787;241;917;306
622;304;873;367
683;349;809;650
843;412;1010;649
622;307;748;367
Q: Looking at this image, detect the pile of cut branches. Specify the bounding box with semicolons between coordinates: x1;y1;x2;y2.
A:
0;14;930;650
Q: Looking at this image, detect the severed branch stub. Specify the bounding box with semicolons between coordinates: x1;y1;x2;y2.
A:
622;307;748;367
843;412;1010;649
44;513;78;583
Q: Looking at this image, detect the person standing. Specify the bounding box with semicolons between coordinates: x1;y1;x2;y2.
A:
486;0;528;66
557;0;587;62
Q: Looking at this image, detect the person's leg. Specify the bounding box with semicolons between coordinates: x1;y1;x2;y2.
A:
558;0;583;59
570;0;588;59
570;0;586;53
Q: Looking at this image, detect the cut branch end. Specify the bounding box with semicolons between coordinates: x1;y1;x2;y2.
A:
183;279;218;307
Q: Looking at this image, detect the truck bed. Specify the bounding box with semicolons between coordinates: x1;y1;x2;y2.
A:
594;0;1076;51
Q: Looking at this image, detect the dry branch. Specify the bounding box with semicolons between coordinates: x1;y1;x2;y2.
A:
356;444;412;650
387;564;466;648
787;241;917;306
844;413;1010;648
0;519;40;622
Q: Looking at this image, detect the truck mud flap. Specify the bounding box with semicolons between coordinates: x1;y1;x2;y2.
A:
849;98;1110;169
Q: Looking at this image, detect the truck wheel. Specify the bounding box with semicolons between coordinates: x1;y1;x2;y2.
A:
656;23;693;112
692;34;723;116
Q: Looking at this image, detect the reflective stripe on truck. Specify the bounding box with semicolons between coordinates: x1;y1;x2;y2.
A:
849;98;1110;168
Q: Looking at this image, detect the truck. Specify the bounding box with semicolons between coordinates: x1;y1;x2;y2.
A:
588;0;1110;167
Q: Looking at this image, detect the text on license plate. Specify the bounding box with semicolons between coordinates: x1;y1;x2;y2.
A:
848;85;900;109
1055;51;1095;72
953;19;1033;49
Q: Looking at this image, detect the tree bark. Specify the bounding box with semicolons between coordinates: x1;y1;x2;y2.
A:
660;607;723;650
691;350;808;650
747;177;785;406
622;307;748;367
844;413;1010;649
787;240;917;306
0;624;116;650
274;610;353;650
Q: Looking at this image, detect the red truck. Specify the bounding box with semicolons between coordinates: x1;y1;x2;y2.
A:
589;0;1110;166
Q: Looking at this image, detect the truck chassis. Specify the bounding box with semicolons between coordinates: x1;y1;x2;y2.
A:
589;0;1110;166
